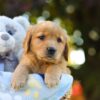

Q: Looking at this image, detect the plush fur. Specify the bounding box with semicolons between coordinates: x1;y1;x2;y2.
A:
11;21;70;90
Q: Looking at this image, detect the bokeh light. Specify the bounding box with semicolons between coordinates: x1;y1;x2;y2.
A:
71;30;84;46
66;5;75;14
68;49;85;68
89;30;99;41
88;47;96;56
37;16;45;23
42;10;50;19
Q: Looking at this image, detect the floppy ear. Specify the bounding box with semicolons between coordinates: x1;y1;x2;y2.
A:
63;42;68;61
23;28;32;53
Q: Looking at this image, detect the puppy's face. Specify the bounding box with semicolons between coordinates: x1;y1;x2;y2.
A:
24;21;68;63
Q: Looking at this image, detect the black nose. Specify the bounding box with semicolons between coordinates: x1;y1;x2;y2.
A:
47;47;56;56
1;34;9;41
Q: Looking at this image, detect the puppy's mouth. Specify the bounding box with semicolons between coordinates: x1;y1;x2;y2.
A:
39;56;56;63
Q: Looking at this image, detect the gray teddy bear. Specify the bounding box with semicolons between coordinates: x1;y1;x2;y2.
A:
0;16;30;72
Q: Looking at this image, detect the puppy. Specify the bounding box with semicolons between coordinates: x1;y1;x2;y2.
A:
11;21;69;90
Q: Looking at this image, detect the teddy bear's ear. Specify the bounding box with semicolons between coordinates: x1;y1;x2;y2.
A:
13;16;30;31
23;27;32;53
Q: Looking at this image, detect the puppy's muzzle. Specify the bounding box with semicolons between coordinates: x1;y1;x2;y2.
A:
47;47;56;57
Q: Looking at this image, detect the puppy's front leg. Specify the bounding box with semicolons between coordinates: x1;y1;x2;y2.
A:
11;64;29;90
45;65;62;88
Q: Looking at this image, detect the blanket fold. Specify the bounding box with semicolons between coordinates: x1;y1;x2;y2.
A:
0;71;73;100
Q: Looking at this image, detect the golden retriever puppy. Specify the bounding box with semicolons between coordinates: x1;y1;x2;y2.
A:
11;21;69;90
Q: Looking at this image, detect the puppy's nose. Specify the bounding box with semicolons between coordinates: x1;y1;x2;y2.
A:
47;47;56;56
1;34;9;41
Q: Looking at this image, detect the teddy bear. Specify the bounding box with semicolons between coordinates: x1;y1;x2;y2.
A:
0;16;30;72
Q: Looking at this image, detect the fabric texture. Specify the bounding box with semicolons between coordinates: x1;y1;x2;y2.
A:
0;52;18;72
0;71;73;100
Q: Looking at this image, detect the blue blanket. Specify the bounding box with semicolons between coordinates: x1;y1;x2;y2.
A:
0;71;73;100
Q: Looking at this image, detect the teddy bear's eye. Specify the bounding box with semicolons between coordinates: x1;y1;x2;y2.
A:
8;30;13;35
6;25;16;35
38;35;45;40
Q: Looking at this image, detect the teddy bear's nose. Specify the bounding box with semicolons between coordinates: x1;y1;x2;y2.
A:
1;34;9;41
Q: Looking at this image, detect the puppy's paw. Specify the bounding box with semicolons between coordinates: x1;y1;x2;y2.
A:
11;77;27;90
45;74;60;88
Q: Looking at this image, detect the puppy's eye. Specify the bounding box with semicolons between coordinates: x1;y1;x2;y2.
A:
38;35;45;40
57;37;62;43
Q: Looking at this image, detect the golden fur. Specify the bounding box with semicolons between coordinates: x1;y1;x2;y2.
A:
11;21;69;90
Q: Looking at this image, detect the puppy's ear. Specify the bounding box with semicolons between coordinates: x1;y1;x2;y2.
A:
63;42;68;61
23;27;32;53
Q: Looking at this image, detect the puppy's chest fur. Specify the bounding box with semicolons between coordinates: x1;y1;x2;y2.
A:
31;60;53;74
22;53;68;74
31;58;67;74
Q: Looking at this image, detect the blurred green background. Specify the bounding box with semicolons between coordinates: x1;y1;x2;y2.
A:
0;0;100;100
